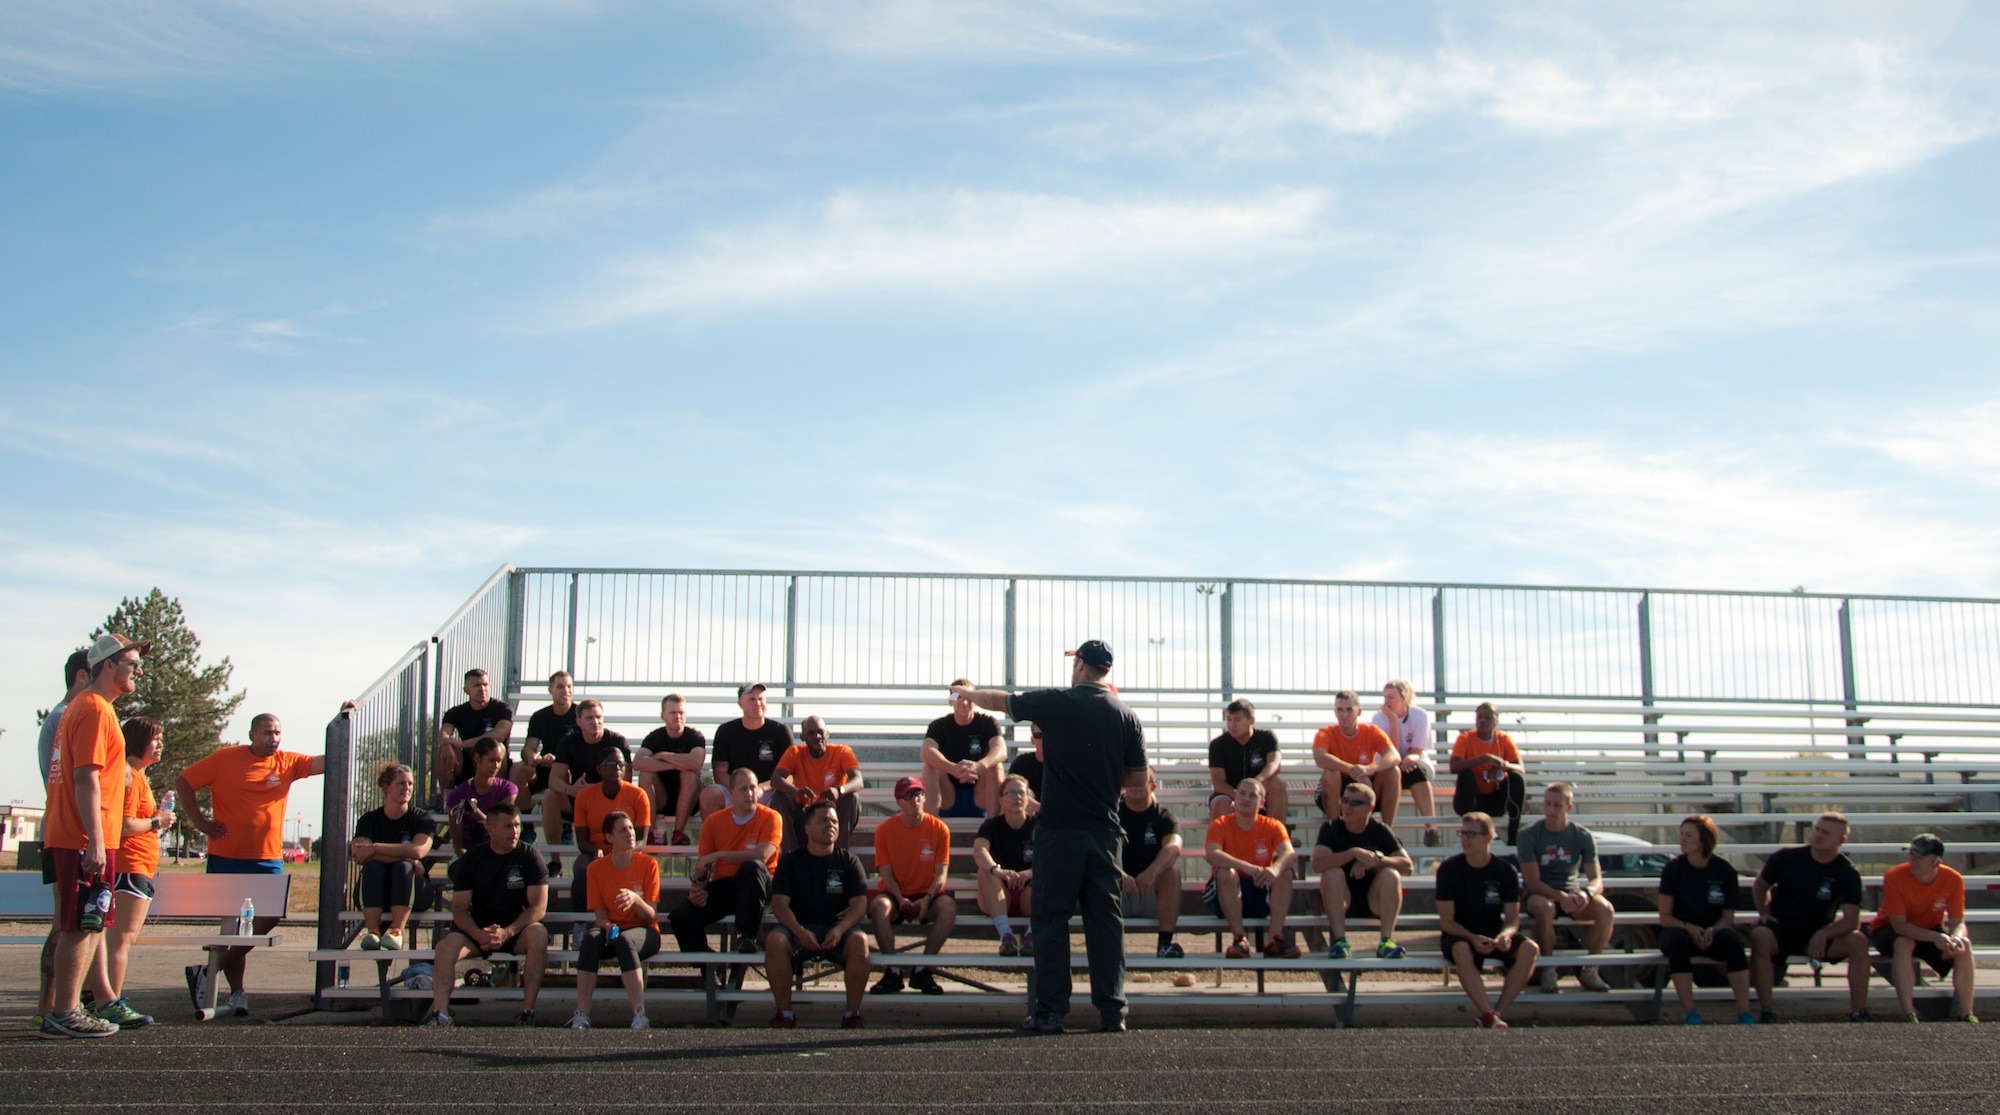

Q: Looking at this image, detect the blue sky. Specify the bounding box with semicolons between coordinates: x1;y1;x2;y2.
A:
4;1;1999;820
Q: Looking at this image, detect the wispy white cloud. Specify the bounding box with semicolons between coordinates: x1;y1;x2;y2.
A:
559;186;1327;326
166;302;379;353
1860;398;2000;488
742;0;1162;62
426;180;675;241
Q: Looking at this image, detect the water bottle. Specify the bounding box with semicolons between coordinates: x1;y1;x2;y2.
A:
240;896;255;935
336;962;350;989
159;790;176;813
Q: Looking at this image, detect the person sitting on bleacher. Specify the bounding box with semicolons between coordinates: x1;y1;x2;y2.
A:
1374;680;1439;840
667;767;781;954
766;799;871;1029
1436;810;1538;1030
434;668;513;805
1119;768;1184;959
1008;724;1045;803
1449;702;1525;844
1748;811;1869;1024
571;751;651;912
547;699;633;853
1871;833;1978;1024
771;714;861;852
1516;782;1613;994
566;810;661;1031
519;671;579;843
1204;778;1300;960
350;761;436;953
445;739;518;857
633;693;705;846
1208;698;1288;821
975;775;1038;956
425;803;550;1028
1312;780;1410;962
710;682;792;814
868;776;957;994
1207;791;1233;823
922;682;1007;818
1310;690;1401;823
1657;814;1754;1026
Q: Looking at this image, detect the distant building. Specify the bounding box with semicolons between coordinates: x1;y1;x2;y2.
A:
0;804;46;856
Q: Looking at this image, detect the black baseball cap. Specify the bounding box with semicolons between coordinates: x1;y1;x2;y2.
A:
1909;833;1946;857
1066;640;1114;669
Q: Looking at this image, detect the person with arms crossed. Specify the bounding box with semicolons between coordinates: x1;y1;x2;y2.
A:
1311;690;1401;824
1657;815;1755;1026
765;799;872;1029
434;668;512;803
97;716;171;1029
1871;833;1977;1024
1208;699;1288;821
518;671;579;840
545;698;631;855
633;693;706;846
1436;810;1539;1030
1516;782;1614;993
1449;702;1526;844
1748;811;1870;1023
349;761;436;952
570;750;651;914
33;649;93;1031
566;811;661;1030
1372;680;1439;841
923;682;1008;818
444;739;518;856
667;768;780;953
770;714;862;852
1205;779;1301;960
177;711;324;1018
867;776;956;995
955;640;1149;1033
1312;781;1411;963
424;803;550;1027
1119;768;1184;959
710;682;792;814
975;775;1037;956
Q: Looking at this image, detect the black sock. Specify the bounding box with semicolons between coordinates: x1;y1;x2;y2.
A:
1157;932;1172;948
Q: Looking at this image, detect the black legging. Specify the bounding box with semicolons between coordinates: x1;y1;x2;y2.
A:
577;924;662;973
359;860;432;911
1659;926;1748;974
666;862;772;951
1453;770;1526;843
571;850;598;913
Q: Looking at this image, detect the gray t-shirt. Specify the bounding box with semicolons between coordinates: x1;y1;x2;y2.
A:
37;698;69;789
1515;818;1596;893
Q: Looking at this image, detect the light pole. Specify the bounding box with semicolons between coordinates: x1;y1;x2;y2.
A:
1147;636;1166;737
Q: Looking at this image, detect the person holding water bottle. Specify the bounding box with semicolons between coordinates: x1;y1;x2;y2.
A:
177;712;325;1017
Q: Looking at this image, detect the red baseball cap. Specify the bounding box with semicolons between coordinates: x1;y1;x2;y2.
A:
894;776;925;799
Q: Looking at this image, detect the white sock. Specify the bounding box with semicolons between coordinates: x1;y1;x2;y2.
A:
994;914;1014;938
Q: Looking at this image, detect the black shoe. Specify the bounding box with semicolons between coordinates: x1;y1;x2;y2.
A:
909;970;944;996
735;934;763;955
1020;1013;1064;1034
869;970;905;996
514;1009;538;1028
1100;1016;1128;1033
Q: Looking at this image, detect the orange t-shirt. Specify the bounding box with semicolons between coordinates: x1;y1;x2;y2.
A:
180;746;318;860
1206;814;1291;868
873;812;952;895
120;773;160;878
775;744;860;795
586;852;662;929
1451;730;1521;794
45;692;129;852
573;781;652;854
698;804;783;880
1871;862;1964;932
1312;723;1397;768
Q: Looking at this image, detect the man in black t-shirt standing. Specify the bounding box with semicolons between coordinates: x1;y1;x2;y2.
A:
711;683;792;809
1118;769;1184;958
923;681;1007;818
1435;811;1538;1029
1312;781;1413;961
1748;812;1870;1022
764;800;870;1029
425;804;549;1028
435;668;513;803
520;671;578;833
633;693;706;846
1208;699;1288;820
957;640;1148;1034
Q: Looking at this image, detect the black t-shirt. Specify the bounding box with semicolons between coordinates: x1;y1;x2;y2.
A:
713;718;793;783
1007;682;1147;836
1208;729;1280;788
976;814;1037;872
927;713;1002;764
555;730;631;786
1436;853;1521;938
353;806;438;848
442;699;513;781
1008;752;1044;798
1659;854;1741;929
1757;846;1862;931
642;725;707;758
1316;817;1404;859
772;847;868;926
1118;800;1180;877
525;704;578;753
448;842;548;929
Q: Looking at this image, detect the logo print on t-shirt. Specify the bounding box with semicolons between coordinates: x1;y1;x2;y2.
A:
265;773;281;786
919;844;935;861
1142;829;1157;846
1255;844;1270;860
1707;882;1726;907
825;874;844;894
506;867;524;890
1816;880;1833;901
1482;883;1501;906
969;740;983;757
758;744;774;761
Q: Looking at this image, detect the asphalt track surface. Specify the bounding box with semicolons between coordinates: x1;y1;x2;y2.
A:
3;1022;1997;1114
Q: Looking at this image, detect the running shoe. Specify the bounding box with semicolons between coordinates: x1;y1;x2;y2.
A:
1477;1011;1508;1030
1156;941;1185;960
1903;1012;1921;1024
421;1010;453;1028
1579;966;1610;992
1262;937;1301;960
869;970;905;995
1224;937;1251;959
356;931;382;951
630;1012;650;1030
1019;933;1034;957
94;999;153;1028
1962;1013;1980;1024
841;1011;865;1029
1539;967;1559;994
514;1009;538;1028
998;934;1019;957
671;830;692;846
1327;938;1351;960
1850;1010;1871;1023
768;1012;797;1029
565;1011;591;1030
380;930;405;951
1375;939;1406;960
228;990;249;1017
1759;1009;1778;1025
1684;1010;1704;1027
39;1010;118;1039
1737;1011;1758;1026
909;970;945;995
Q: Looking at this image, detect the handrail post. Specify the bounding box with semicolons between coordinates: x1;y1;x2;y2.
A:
1004;579;1018;741
1219;582;1235;701
1839;598;1864;761
314;706;354;1008
784;576;798;718
564;573;581;679
1431;588;1449;742
1639;592;1659;759
503;570;526;700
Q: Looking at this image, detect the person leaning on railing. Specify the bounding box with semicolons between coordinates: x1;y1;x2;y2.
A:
349;761;436;952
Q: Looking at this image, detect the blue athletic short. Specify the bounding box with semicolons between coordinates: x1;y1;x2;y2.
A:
206;855;284;875
1202;873;1271;919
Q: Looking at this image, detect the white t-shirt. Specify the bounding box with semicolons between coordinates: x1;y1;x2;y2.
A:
1371;705;1433;758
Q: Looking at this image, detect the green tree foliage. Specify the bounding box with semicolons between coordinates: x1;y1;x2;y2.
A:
95;589;247;836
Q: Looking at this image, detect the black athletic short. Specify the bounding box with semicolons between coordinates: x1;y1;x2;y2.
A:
1870;924;1956;978
1441;932;1527;970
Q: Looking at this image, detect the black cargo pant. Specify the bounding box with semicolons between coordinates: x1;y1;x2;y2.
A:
666;862;772;951
1028;827;1127;1025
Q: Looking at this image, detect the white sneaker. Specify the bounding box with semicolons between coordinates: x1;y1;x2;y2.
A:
565;1011;592;1030
1538;967;1559;994
1579;965;1610;992
228;990;249;1017
630;1012;650;1030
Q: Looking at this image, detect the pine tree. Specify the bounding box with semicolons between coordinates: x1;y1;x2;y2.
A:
95;589;247;842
